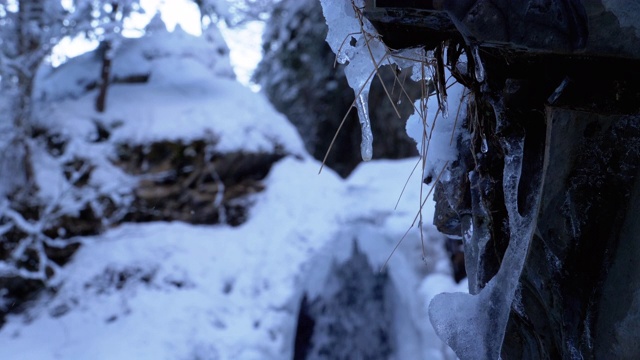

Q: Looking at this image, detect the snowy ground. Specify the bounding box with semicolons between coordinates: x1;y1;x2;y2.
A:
0;22;465;360
0;155;464;360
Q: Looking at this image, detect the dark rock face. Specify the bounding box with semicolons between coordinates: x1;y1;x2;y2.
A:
364;1;640;358
512;110;640;359
366;0;640;59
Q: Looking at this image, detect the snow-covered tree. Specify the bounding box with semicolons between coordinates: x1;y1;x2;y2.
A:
93;1;143;112
0;0;142;323
0;0;141;185
1;0;67;194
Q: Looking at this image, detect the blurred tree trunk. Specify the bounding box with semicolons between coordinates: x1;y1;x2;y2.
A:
10;0;48;189
96;3;119;113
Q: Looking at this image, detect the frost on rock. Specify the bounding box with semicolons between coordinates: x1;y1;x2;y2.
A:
428;120;548;359
320;0;387;162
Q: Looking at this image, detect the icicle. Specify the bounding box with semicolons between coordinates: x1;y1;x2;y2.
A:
547;77;570;104
355;89;373;161
440;95;449;119
471;46;485;83
481;135;489;154
429;132;545;360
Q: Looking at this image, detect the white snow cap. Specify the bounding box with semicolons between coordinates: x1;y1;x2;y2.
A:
35;19;235;103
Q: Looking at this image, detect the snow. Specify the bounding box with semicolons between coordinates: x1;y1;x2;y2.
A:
0;158;343;360
33;24;305;155
405;68;467;182
0;155;462;359
36;22;234;102
38;76;304;154
320;0;388;161
0;11;465;360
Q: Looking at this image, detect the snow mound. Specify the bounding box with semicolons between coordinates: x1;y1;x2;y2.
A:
34;21;304;155
36;21;234;102
36;76;305;154
0;158;345;360
0;157;463;359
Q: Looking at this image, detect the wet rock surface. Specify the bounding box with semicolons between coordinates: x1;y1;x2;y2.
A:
365;1;640;358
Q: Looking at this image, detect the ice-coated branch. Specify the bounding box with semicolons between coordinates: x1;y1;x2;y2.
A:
0;260;47;281
3;206;42;235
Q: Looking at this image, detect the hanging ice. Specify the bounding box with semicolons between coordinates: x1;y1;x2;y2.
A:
428;124;548;359
356;90;373;161
472;46;486;83
320;0;387;161
342;33;387;162
344;53;381;162
437;94;448;119
481;135;489;153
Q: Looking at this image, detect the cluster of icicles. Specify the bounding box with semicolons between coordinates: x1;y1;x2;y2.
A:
320;0;486;162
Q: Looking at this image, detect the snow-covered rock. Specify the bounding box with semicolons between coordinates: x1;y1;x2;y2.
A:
0;156;463;359
1;13;464;360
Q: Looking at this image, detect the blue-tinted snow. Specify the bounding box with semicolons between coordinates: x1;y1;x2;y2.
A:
0;16;464;360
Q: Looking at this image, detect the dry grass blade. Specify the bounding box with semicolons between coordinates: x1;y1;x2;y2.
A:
388;52;432;120
362;33;402;119
394;156;422;210
318;66;378;174
333;31;364;68
381;160;449;272
450;89;468;145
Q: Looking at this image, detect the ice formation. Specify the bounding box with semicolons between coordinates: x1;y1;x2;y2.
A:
471;46;486;83
355;91;373;161
429;114;548;358
320;0;387;162
404;68;466;183
480;135;489;153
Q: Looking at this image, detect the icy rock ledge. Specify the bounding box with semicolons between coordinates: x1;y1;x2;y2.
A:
428;125;548;359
